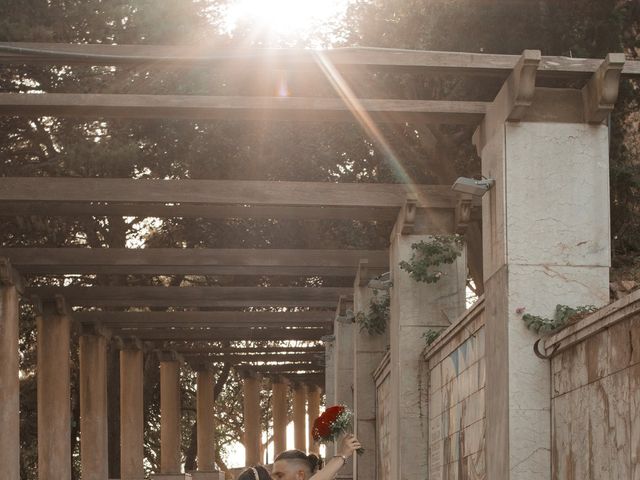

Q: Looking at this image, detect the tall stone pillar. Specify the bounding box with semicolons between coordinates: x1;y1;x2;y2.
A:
271;376;289;456
389;204;467;480
37;296;72;480
120;339;145;480
242;371;262;466
333;297;354;409
472;51;622;479
352;261;388;480
195;365;216;474
79;324;110;480
292;382;307;452
0;259;20;480
306;384;321;454
158;352;182;475
323;335;335;406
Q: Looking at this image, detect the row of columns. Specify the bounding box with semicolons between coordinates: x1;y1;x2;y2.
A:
0;285;223;480
240;373;322;467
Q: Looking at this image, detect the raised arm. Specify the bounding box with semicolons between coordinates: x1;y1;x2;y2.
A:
309;434;362;480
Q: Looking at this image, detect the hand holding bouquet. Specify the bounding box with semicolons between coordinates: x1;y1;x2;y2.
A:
311;405;364;454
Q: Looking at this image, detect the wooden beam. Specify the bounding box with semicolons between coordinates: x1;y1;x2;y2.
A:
167;346;324;354
28;286;352;307
0;93;487;124
111;327;329;341
0;43;637;78
235;363;322;373
74;310;332;328
3;248;388;276
180;353;322;363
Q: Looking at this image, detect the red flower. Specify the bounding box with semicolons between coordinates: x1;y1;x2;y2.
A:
311;405;346;441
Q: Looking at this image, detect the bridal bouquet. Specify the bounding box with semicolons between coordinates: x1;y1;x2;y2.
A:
311;405;364;454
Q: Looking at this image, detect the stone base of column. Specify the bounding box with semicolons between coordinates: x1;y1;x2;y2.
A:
188;471;225;480
150;474;192;480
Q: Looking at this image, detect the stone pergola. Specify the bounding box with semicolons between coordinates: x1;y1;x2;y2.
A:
0;43;637;480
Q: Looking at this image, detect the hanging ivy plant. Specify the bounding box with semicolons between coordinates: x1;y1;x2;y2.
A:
521;304;597;334
399;235;463;284
356;291;390;335
423;329;441;346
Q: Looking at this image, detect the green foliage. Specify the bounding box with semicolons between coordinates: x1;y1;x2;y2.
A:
399;235;463;284
423;329;441;346
356;291;390;335
522;304;598;334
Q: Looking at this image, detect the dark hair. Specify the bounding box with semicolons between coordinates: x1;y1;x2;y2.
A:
237;465;271;480
274;450;323;473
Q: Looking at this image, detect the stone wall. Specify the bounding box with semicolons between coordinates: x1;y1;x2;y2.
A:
374;352;391;480
545;289;640;479
423;298;486;480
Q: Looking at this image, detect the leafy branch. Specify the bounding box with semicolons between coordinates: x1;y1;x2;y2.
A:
356;290;390;335
399;235;463;284
521;304;598;334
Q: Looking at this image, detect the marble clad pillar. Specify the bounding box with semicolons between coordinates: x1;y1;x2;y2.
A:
159;351;182;475
241;370;262;466
0;259;20;480
79;324;111;480
352;260;388;480
120;338;145;480
271;375;289;456
306;384;321;454
37;295;72;480
388;199;467;480
472;51;623;479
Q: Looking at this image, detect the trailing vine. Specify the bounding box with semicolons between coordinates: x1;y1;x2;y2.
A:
399;235;463;284
520;304;598;334
356;290;390;335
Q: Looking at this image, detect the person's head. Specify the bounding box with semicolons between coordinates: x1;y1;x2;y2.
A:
271;450;322;480
237;465;271;480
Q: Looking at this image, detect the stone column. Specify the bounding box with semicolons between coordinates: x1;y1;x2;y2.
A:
242;371;262;466
37;296;72;480
120;339;145;480
292;382;307;452
471;51;622;479
333;297;354;409
80;324;110;480
323;335;336;406
159;352;182;475
352;261;388;480
306;384;321;454
195;365;216;473
388;203;467;480
271;376;289;456
0;259;20;480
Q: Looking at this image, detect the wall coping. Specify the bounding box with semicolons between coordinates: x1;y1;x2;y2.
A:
422;296;485;362
544;288;640;356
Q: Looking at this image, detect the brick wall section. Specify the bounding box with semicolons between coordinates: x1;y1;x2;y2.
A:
423;298;486;480
373;352;391;480
544;289;640;479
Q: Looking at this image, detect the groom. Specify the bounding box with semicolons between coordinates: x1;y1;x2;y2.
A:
270;450;321;480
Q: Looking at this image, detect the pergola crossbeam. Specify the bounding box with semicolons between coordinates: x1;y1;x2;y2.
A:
3;248;388;277
0;93;487;124
29;286;352;307
1;43;637;78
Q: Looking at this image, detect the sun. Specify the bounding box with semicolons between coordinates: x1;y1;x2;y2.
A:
222;0;351;38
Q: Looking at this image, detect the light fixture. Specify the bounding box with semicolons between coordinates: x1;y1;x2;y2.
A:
451;177;495;196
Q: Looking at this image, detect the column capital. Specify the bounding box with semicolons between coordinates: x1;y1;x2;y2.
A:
582;52;626;123
115;336;144;351
0;258;23;293
237;368;262;381
473;49;541;154
33;294;69;317
156;349;184;364
188;360;216;373
269;374;291;386
79;322;112;340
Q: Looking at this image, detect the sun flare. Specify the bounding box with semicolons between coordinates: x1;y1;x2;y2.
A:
223;0;350;38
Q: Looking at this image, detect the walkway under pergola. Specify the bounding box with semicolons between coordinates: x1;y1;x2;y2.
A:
0;43;638;480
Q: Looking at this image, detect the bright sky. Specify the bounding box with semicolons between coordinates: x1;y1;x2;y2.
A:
221;0;352;41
